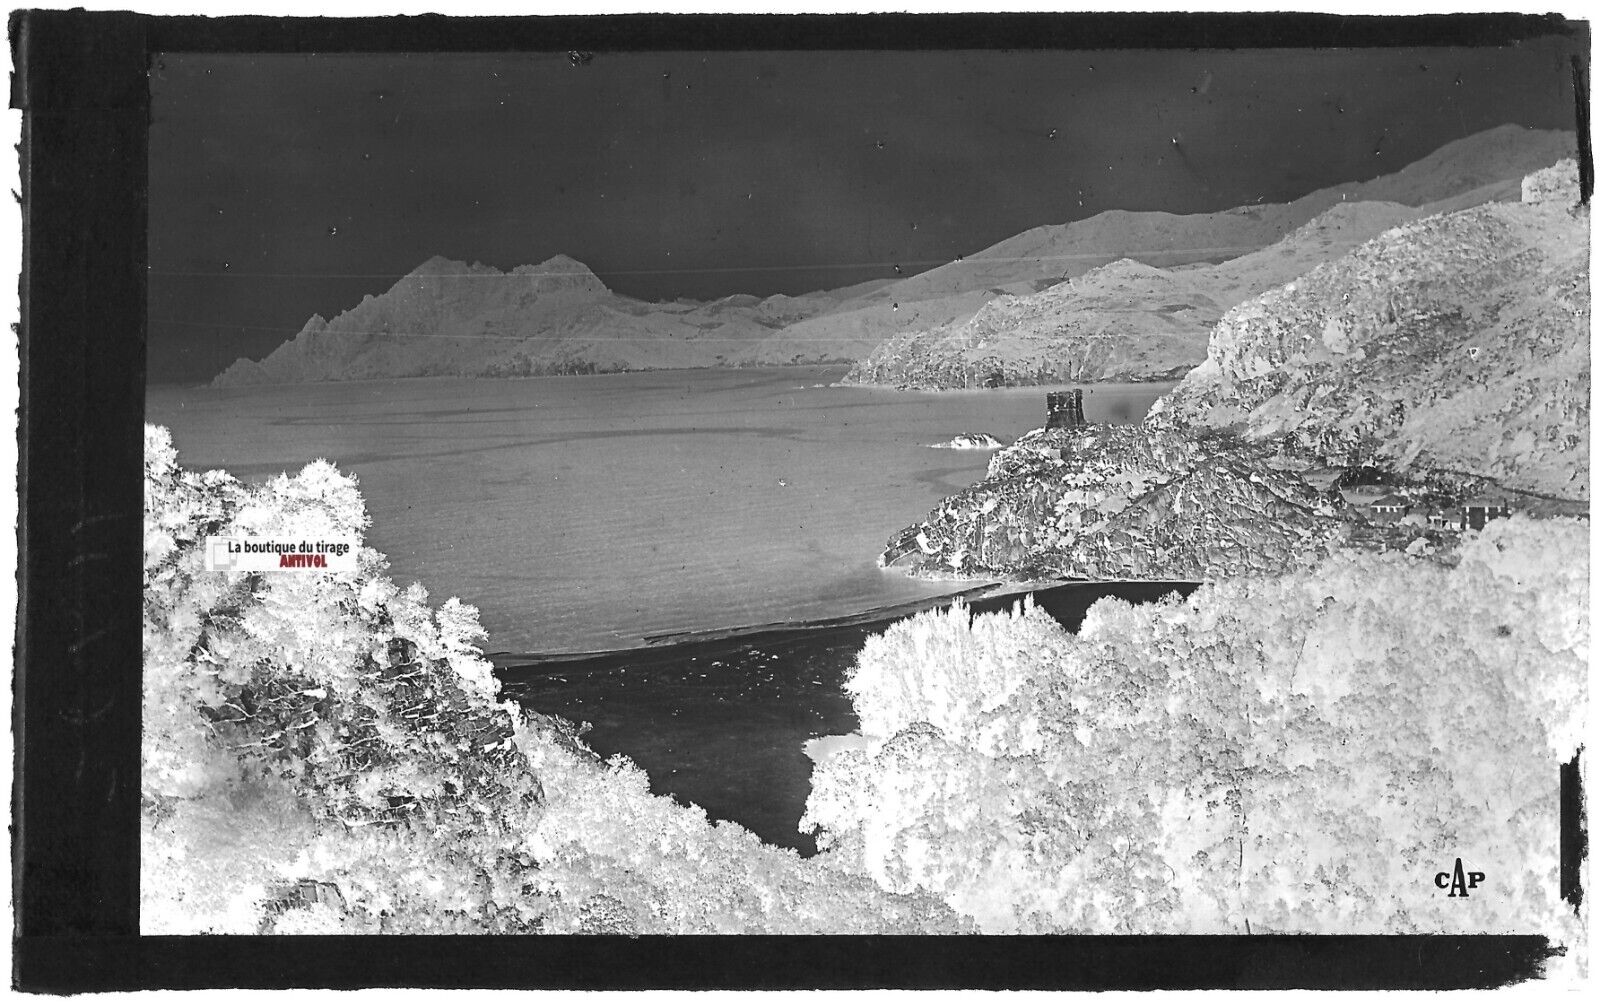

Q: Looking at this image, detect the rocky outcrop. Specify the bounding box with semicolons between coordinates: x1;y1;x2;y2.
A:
1155;164;1589;500
880;421;1373;581
1522;158;1580;205
927;433;1005;450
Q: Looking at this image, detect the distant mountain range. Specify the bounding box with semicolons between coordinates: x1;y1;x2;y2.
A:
211;254;893;385
843;125;1579;387
213;124;1578;387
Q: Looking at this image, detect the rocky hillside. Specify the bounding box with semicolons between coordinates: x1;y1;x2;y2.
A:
1155;159;1589;501
878;158;1587;583
879;422;1369;581
844;127;1578;389
843;200;1432;388
214;125;1576;386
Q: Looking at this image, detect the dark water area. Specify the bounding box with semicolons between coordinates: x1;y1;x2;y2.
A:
495;580;1200;856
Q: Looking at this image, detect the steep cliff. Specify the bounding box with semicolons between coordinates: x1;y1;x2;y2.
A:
1154;163;1589;500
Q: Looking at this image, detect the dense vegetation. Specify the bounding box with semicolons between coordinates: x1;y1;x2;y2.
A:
806;517;1586;938
142;425;962;934
145;425;1584;950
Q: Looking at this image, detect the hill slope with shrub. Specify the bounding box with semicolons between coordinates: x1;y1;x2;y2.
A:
142;425;964;934
807;517;1587;939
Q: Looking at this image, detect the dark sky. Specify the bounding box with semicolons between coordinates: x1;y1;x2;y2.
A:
148;38;1585;384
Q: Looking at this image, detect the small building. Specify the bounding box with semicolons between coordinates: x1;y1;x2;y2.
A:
1426;509;1462;531
1367;493;1412;524
1461;497;1513;530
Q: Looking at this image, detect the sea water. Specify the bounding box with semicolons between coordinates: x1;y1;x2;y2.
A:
147;367;1173;654
497;580;1198;855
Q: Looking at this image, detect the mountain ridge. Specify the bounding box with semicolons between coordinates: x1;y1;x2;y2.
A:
841;126;1577;388
212;125;1578;386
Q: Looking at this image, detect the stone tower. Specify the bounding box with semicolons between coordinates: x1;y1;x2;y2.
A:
1046;389;1087;429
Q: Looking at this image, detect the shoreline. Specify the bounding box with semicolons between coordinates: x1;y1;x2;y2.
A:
487;575;1202;671
159;363;1186;396
834;375;1189;393
176;361;857;393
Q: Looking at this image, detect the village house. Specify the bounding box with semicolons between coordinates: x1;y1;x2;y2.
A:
1421;498;1515;532
1426;509;1460;531
1461;496;1514;530
1367;493;1412;524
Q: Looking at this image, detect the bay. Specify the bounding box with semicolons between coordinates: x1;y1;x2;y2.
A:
148;367;1179;852
147;366;1174;654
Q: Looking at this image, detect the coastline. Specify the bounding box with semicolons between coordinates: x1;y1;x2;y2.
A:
489;575;1204;854
487;575;1202;670
169;363;1178;397
197;361;858;392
